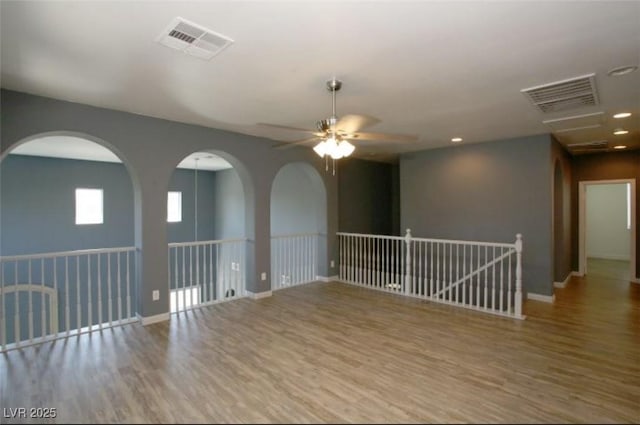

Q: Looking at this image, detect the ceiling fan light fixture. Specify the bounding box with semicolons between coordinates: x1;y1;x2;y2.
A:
338;140;355;157
313;140;328;157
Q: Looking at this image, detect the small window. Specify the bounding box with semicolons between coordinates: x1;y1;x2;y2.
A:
75;188;103;225
167;191;182;223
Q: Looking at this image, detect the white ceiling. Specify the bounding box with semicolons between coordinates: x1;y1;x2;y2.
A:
10;136;232;171
1;1;639;160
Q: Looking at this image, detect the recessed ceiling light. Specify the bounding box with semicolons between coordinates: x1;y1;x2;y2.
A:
613;129;629;135
607;65;638;77
451;137;463;143
613;112;632;119
613;145;627;150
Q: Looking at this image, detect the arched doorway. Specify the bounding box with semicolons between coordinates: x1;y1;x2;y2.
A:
270;162;327;290
167;151;252;313
0;133;139;350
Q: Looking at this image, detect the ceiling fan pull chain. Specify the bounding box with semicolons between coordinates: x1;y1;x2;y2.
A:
332;158;336;176
325;155;328;171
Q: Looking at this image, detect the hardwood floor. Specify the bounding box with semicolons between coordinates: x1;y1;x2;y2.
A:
2;265;639;424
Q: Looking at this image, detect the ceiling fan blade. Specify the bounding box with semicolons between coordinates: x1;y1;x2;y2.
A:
256;122;318;134
347;131;419;142
272;136;321;150
335;114;381;133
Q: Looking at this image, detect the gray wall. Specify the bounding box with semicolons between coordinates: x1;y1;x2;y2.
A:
0;155;134;255
571;150;640;279
271;163;325;236
0;155;219;254
400;135;553;295
167;168;216;243
212;168;245;240
0;89;340;317
338;158;398;235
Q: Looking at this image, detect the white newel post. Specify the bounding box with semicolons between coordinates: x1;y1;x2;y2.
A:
515;234;523;318
405;229;412;295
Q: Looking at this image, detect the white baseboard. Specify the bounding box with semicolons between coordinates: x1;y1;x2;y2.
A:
632;277;640;284
316;275;338;282
527;292;555;303
137;312;170;326
572;271;584;277
553;273;572;289
247;290;272;300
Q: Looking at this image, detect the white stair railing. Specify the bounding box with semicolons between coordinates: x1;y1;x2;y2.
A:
0;246;138;352
337;230;524;319
168;238;247;314
271;233;319;290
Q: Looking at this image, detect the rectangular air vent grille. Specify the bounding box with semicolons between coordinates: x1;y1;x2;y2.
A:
521;74;599;113
543;112;604;133
567;140;609;152
157;17;234;61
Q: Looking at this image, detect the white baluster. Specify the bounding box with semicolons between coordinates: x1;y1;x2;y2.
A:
476;245;481;308
508;247;512;314
515;234;523;318
53;258;58;335
87;255;92;332
41;258;45;339
108;253;112;326
76;256;80;333
484;245;488;309
455;244;460;304
65;257;70;335
491;246;496;311
500;247;504;312
189;245;193;309
14;262;20;346
98;253;102;330
404;229;412;295
117;252;122;322
462;245;466;305
192;245;203;306
126;251;131;320
209;244;214;301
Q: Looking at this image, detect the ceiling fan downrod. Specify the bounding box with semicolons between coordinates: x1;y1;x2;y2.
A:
327;79;342;130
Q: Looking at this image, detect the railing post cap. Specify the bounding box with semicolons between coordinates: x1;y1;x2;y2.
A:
516;233;522;240
406;228;412;235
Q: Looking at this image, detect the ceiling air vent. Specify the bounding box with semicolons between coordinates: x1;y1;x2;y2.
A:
157;17;233;60
521;74;599;113
542;112;604;133
567;140;609;153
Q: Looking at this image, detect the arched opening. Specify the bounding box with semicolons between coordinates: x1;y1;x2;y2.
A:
167;151;252;313
270;162;327;290
0;133;139;350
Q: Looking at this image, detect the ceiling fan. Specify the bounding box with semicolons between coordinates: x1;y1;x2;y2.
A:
258;79;418;159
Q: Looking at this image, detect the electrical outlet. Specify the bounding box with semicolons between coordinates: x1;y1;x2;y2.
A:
152;290;159;301
331;260;335;268
261;272;267;281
